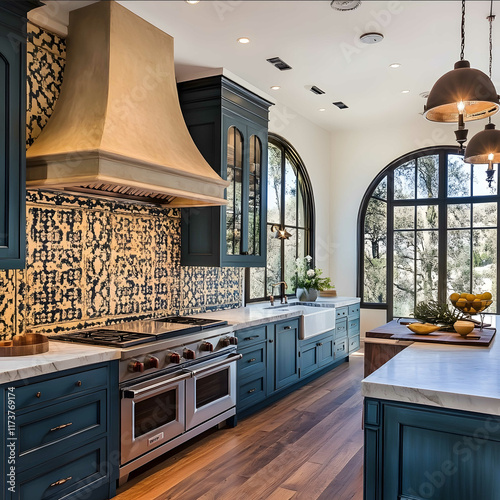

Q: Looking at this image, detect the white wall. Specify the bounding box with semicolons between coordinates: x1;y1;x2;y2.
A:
269;102;333;276
330;115;487;334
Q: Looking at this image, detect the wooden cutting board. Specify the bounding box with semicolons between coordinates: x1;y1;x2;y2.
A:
367;320;496;346
391;327;496;346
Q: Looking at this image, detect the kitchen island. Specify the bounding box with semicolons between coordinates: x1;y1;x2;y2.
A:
362;320;500;500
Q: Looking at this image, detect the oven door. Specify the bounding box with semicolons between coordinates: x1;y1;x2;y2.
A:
120;370;190;465
185;353;242;430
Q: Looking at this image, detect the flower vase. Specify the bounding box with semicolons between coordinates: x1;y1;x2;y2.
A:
296;288;319;302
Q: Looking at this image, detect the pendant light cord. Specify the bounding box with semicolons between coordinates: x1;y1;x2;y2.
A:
488;0;494;78
488;0;495;123
461;0;466;60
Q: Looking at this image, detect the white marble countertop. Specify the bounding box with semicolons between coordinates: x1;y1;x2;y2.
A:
362;320;500;415
197;297;360;331
0;341;121;384
0;296;360;383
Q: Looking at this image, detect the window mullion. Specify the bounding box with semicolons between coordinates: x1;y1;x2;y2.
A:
438;150;448;305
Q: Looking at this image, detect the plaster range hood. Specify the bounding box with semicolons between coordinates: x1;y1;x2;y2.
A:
26;1;228;207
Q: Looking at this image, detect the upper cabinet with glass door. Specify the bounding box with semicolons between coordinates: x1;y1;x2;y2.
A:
178;76;272;267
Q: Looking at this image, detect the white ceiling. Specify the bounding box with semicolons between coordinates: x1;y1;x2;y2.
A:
33;1;500;132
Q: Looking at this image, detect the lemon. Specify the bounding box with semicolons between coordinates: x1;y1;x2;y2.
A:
482;292;493;300
449;293;460;301
460;293;468;298
466;294;476;302
456;298;467;306
472;299;482;309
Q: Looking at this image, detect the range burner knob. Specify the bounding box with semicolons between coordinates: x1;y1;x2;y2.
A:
200;341;214;352
128;360;145;373
145;356;159;369
221;336;238;347
183;348;196;360
168;352;181;364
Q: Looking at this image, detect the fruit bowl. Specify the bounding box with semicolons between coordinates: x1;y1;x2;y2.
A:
449;292;493;315
449;292;493;331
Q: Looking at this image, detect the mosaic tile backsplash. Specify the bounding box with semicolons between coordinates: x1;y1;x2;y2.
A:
0;25;243;338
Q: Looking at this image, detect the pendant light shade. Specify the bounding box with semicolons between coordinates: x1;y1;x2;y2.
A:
424;60;500;123
464;123;500;164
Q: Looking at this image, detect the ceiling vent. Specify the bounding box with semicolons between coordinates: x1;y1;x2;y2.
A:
267;57;292;71
310;86;326;95
333;101;349;109
330;1;361;11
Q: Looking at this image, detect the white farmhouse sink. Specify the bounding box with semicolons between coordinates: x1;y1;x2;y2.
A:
265;304;336;339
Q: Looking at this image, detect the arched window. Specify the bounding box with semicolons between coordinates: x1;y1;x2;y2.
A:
358;146;499;319
246;134;315;302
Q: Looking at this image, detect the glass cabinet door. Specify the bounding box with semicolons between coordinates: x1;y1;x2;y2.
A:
248;135;262;256
226;126;243;255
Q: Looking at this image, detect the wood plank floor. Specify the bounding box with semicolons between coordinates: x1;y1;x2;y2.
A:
115;351;364;500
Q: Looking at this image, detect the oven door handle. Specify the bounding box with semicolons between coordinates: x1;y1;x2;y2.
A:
188;353;242;376
122;372;192;399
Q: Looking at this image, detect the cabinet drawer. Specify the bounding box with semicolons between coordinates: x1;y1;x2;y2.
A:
336;306;348;319
15;366;108;410
238;375;266;410
15;437;107;500
335;339;347;358
275;319;299;334
238;343;266;378
348;303;360;318
348;319;360;337
349;335;360;353
236;326;267;347
336;317;348;339
17;390;106;469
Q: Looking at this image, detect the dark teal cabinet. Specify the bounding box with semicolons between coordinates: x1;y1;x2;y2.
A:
364;398;500;500
1;361;119;499
299;330;335;378
336;305;361;358
0;1;40;269
178;76;272;267
268;319;300;392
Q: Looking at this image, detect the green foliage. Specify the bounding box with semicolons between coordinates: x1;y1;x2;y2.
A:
291;256;333;291
412;300;467;330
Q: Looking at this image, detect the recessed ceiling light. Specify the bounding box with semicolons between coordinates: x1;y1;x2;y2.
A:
237;37;250;44
270;86;281;91
319;108;326;112
402;90;410;94
186;0;200;4
390;63;401;68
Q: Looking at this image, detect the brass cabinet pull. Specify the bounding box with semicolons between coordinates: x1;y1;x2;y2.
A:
76;381;82;387
248;358;256;363
283;326;291;330
49;476;72;488
36;392;41;398
317;342;323;347
50;422;73;432
248;388;256;394
244;336;259;341
269;339;274;343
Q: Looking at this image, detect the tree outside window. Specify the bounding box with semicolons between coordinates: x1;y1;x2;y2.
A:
359;147;498;319
246;135;314;302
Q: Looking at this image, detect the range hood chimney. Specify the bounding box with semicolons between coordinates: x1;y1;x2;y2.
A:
26;1;228;207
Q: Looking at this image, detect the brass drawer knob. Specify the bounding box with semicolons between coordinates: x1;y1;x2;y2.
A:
76;381;82;387
50;422;73;432
49;476;72;488
36;392;41;398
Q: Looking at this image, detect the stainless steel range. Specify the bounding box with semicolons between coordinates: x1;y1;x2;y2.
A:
50;316;241;485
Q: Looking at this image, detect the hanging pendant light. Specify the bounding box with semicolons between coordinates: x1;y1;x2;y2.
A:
424;0;500;149
465;1;500;187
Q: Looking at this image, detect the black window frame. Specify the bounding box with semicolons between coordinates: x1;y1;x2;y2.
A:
357;145;500;319
245;133;315;303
